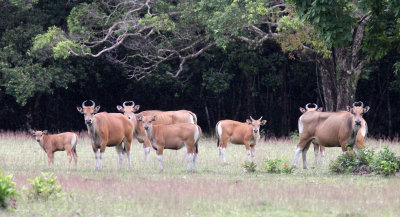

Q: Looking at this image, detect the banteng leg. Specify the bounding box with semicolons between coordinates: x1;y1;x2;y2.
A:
219;135;229;163
181;146;188;162
93;148;100;170
47;152;54;168
313;142;320;166
250;145;256;161
302;144;311;169
72;148;78;168
98;144;107;170
143;137;151;162
186;143;195;172
244;142;252;162
320;146;326;164
66;149;73;170
156;146;164;172
294;136;312;169
116;144;125;170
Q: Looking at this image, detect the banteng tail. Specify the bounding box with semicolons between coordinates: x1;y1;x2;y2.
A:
188;111;198;124
216;121;222;147
194;125;202;154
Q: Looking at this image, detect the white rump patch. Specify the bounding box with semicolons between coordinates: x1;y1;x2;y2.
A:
361;121;367;137
298;116;304;134
217;123;222;139
194;127;200;142
189;115;195;124
71;134;77;148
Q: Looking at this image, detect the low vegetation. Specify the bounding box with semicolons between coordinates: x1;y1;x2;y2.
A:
1;132;400;216
329;147;400;176
27;173;64;201
0;171;18;209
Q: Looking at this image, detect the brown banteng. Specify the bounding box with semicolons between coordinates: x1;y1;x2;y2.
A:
117;102;197;161
216;117;267;162
30;130;78;169
137;115;201;172
294;101;370;169
77;100;134;170
299;103;326;165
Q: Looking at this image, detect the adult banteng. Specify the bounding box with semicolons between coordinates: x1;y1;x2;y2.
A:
299;103;325;165
116;101;197;161
137;115;201;172
30;130;78;169
216;116;266;163
294;101;370;169
77;100;134;170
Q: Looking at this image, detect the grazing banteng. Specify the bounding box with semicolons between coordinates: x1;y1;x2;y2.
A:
137;115;201;172
216;116;267;162
77;100;134;170
117;102;197;161
299;103;325;165
30;130;78;169
294;101;370;169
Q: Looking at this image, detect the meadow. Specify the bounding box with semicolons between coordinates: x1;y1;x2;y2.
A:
0;131;400;217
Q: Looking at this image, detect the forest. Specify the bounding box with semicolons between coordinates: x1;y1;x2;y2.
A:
0;0;400;138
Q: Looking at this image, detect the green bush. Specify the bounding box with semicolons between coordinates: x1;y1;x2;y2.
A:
372;147;400;176
263;158;295;174
329;148;374;174
329;147;400;176
27;173;64;201
242;161;257;173
0;171;19;209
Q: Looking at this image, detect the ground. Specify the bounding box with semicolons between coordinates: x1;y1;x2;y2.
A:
0;132;399;216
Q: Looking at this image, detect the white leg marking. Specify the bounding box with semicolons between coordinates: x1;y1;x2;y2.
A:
157;155;163;171
118;152;124;170
187;153;194;172
144;147;150;161
251;147;255;160
246;150;251;162
321;151;326;163
217;123;222;138
294;147;303;168
314;148;319;165
193;153;197;172
302;149;308;169
298;116;304;134
99;152;104;170
221;148;226;163
126;151;132;168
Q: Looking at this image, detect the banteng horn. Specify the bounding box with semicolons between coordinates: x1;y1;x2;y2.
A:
82;100;95;108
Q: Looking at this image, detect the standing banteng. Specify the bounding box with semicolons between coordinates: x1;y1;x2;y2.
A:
216;117;267;163
137;115;201;172
117;101;197;161
77;100;134;170
30;130;78;169
294;101;370;169
299;103;325;165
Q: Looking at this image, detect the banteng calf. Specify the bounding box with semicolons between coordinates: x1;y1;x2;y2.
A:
137;115;201;172
216;116;267;163
30;130;78;169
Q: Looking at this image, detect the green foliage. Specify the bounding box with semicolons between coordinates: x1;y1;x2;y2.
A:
263;158;295;174
330;147;400;176
372;147;400;176
0;171;19;209
202;71;234;95
242;161;257;173
27;173;64;201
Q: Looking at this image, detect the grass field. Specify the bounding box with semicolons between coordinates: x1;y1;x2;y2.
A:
1;131;400;217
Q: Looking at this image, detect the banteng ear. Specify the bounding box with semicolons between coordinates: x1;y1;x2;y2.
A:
43;130;48;135
94;105;101;113
116;105;124;112
246;119;252;125
137;114;143;122
152;115;157;122
299;107;306;113
77;107;84;114
261;120;267;125
133;105;140;112
346;106;352;113
317;107;323;112
363;106;370;114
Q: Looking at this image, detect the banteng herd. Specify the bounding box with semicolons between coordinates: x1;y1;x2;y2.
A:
30;100;370;172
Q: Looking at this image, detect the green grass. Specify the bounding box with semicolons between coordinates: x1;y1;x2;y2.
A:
1;132;400;216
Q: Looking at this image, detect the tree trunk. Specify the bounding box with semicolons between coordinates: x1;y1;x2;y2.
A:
316;57;337;111
280;62;289;136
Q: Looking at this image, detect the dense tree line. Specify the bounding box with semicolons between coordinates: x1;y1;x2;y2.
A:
0;0;399;138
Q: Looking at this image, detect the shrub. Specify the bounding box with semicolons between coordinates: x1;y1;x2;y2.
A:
372;147;400;176
242;161;257;173
27;173;64;201
0;171;19;209
329;148;374;174
263;158;295;174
